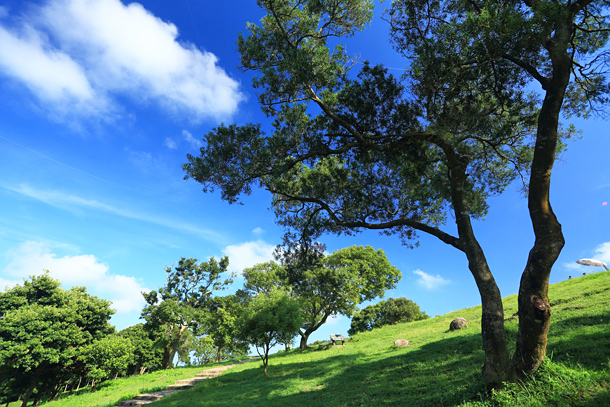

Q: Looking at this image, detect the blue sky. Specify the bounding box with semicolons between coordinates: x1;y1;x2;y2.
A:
0;0;608;348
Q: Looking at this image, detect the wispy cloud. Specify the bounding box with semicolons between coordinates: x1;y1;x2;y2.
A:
222;240;276;274
594;241;610;264
2;241;149;314
164;137;177;150
413;269;451;290
564;241;610;273
182;130;202;149
5;184;224;242
0;0;243;122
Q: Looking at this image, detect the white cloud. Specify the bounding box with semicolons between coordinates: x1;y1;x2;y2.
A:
252;227;265;236
0;0;243;121
594;241;610;264
0;277;20;290
325;314;343;326
182;130;202;149
413;269;451;290
2;241;149;313
0;24;98;112
222;240;276;274
565;241;610;273
164;137;177;150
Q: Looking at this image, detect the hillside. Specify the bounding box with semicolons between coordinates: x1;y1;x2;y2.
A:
42;272;610;407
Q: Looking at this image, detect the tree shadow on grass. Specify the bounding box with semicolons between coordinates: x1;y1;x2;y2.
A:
156;332;489;407
546;311;610;372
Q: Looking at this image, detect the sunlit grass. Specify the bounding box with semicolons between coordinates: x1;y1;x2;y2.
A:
31;272;610;407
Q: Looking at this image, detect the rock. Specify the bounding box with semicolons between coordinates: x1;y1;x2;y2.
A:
449;317;469;331
394;339;409;346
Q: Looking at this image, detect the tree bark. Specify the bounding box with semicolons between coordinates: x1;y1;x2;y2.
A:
299;331;310;349
440;142;512;386
512;11;571;377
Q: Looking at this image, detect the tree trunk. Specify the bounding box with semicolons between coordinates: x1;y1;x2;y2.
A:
20;367;43;407
442;147;512;387
164;324;187;369
512;12;571;377
215;347;223;363
299;331;310;349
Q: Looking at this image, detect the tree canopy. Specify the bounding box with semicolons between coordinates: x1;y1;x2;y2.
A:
183;0;609;386
141;256;232;369
348;297;429;335
237;288;302;376
0;274;114;406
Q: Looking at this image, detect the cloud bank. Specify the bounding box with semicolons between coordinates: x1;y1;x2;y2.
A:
2;241;149;314
0;0;243;121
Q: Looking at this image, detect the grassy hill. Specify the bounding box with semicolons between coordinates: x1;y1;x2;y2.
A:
38;272;610;407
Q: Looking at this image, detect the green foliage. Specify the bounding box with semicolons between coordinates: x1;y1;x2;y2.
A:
80;335;134;384
141;257;233;369
119;323;163;374
237;289;302;375
202;294;250;362
242;262;287;295
288;245;401;347
0;274;114;405
348;297;429;335
184;0;610;384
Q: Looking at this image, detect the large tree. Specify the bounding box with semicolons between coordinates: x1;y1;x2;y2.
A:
141;257;232;369
0;274;114;406
183;0;609;386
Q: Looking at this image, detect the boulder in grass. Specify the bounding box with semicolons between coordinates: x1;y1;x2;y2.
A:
394;339;409;347
449;317;469;331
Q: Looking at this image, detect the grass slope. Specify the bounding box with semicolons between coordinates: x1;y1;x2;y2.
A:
42;272;610;407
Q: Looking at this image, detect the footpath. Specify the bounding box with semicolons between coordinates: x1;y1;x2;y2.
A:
117;358;257;406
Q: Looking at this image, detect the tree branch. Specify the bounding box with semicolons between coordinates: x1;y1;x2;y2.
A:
270;189;463;250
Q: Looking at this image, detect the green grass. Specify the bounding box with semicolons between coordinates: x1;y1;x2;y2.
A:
38;272;610;407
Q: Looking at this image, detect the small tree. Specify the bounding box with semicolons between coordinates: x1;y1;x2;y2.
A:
80;335;134;389
119;324;163;375
237;289;302;376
